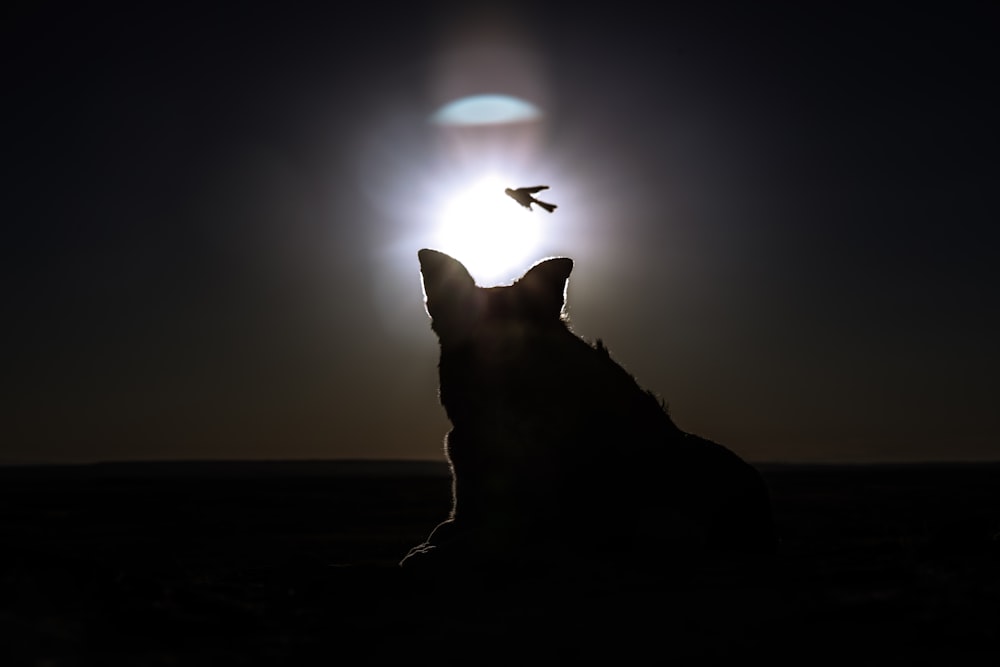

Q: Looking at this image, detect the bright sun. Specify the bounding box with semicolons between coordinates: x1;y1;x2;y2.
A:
431;174;544;284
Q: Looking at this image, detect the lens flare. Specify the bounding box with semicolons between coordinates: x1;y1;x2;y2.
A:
430;94;542;126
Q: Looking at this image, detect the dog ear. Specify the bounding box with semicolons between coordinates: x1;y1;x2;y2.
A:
418;248;477;324
517;257;573;318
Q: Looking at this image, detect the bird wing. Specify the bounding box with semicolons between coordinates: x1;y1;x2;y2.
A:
520;185;549;194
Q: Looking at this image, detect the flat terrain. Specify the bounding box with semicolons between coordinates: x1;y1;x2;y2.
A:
2;461;999;665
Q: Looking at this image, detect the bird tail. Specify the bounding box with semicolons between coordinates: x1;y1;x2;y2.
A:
537;201;557;213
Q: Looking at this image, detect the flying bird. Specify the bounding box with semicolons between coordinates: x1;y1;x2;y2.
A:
505;185;557;213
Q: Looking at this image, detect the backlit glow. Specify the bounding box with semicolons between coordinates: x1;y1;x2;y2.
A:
432;175;543;283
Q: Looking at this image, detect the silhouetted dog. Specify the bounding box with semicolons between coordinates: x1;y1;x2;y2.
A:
401;249;776;570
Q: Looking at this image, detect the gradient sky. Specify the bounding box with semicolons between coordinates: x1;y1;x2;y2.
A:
5;2;998;464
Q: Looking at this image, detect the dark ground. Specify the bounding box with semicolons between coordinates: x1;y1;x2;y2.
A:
2;460;998;666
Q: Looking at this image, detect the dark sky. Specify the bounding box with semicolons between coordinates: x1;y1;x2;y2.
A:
5;1;998;464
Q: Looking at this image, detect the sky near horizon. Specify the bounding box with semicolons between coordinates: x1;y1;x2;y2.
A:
5;2;998;464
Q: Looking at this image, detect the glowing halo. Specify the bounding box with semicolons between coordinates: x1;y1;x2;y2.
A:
430;174;544;284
